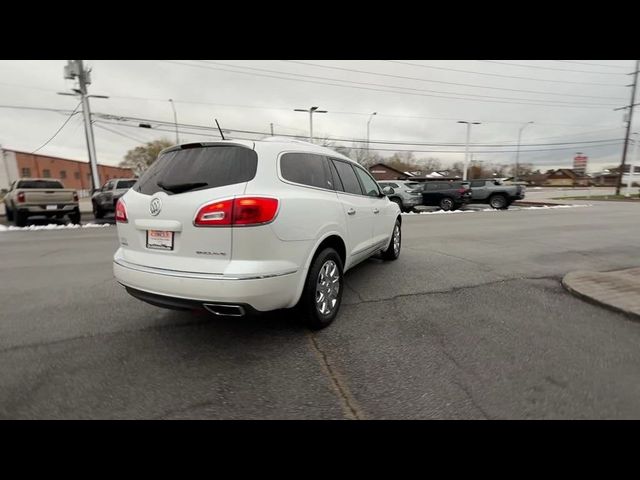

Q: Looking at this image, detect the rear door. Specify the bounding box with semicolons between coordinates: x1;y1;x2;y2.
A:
328;158;376;263
118;144;258;274
352;165;395;248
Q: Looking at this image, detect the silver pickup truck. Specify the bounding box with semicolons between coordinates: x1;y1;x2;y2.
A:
467;179;525;209
3;178;80;226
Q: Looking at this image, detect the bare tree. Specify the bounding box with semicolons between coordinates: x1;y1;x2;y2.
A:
119;138;173;175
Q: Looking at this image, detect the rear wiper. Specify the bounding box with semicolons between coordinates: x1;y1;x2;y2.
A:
157;181;209;193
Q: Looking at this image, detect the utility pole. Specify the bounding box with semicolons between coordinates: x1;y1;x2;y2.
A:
169;99;179;144
515;121;534;182
615;59;640;195
60;60;108;192
458;121;481;181
294;106;327;143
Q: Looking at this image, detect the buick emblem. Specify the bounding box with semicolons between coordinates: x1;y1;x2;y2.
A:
149;197;162;216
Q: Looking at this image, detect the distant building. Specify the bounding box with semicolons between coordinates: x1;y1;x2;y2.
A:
545;168;591;187
518;173;549;186
0;148;134;191
368;163;412;181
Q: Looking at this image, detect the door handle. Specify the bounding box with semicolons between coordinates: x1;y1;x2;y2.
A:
347;208;356;215
373;208;380;214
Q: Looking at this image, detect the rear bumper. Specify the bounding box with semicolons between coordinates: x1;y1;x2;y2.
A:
113;257;302;312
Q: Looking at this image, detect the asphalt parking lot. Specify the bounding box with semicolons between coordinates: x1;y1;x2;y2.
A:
2;201;640;419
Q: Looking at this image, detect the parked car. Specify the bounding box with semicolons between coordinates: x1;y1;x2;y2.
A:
3;178;80;226
467;179;525;209
113;138;402;329
378;180;424;212
91;178;137;219
418;180;472;211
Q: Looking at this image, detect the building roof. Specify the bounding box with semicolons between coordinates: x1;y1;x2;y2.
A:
368;163;411;177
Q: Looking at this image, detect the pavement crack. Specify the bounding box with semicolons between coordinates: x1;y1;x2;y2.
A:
345;274;563;307
306;333;364;420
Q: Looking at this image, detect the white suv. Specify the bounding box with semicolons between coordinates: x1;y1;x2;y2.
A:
113;137;401;329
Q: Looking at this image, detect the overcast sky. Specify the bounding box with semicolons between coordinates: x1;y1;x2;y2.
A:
0;60;637;172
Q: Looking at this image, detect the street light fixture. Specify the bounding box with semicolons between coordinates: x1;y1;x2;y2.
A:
458;121;481;181
367;112;377;160
515;121;534;182
294;106;327;143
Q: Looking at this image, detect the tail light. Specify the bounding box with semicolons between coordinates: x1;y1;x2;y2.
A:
194;197;279;227
17;192;25;203
458;188;468;194
73;191;79;202
115;198;128;223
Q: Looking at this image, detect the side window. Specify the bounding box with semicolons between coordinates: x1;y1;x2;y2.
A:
280;153;332;190
354;166;382;197
470;180;484;188
327;159;344;192
331;159;363;195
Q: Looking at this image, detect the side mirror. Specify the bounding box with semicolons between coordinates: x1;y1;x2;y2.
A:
382;186;394;195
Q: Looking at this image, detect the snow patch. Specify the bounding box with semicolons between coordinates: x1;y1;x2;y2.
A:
0;223;112;232
402;204;591;215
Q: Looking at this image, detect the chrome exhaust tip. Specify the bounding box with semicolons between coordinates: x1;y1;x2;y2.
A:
203;304;246;317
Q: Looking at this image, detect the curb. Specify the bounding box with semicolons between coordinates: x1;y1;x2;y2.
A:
561;271;640;322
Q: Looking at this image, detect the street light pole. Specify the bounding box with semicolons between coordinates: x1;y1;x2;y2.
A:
367;112;377;160
458;121;481;181
169;99;179;144
627;132;639;196
515;121;534;182
294;106;327;143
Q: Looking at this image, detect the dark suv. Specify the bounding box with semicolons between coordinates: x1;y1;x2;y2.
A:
419;181;472;211
91;178;137;219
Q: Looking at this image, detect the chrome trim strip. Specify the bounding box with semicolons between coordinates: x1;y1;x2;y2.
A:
114;257;297;281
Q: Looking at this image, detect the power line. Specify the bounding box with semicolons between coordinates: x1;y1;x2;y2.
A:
31;101;82;154
162;60;618;109
552;60;631;70
191;60;620;107
93;118;624;153
93;122;150;144
281;60;627;101
482;60;628;75
384;61;627;87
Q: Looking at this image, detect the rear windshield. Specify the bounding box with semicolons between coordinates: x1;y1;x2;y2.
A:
134;145;258;196
17;180;63;189
116;180;136;189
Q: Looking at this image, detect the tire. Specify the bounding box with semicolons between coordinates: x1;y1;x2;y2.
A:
489;194;508;209
68;210;81;225
390;197;403;211
297;247;344;330
92;201;104;219
14;210;27;227
5;203;14;221
439;197;454;211
381;219;401;261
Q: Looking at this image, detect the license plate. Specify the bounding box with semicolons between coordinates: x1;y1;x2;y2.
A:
146;230;174;250
46;205;57;210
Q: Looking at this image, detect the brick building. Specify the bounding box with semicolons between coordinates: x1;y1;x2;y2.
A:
0;148;134;191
